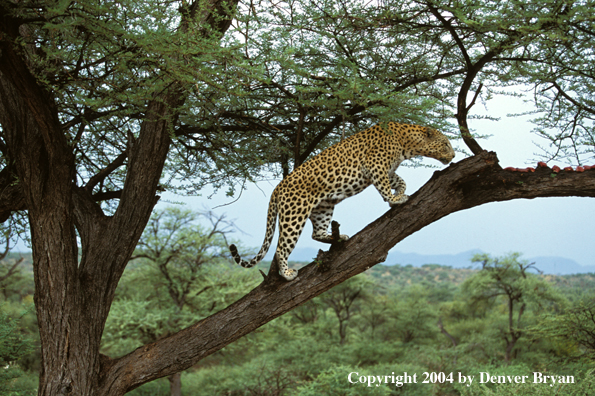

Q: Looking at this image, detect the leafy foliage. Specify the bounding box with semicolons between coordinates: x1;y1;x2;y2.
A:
0;305;36;395
102;207;257;357
529;299;595;360
5;247;595;395
4;0;593;216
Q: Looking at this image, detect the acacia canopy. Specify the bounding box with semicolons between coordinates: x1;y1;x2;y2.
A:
0;0;594;394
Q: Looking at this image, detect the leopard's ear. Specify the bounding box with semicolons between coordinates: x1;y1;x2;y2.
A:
425;127;436;138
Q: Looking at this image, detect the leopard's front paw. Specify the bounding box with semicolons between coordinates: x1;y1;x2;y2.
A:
281;268;298;281
389;194;409;207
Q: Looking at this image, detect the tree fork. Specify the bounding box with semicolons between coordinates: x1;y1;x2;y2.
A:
1;1;241;394
98;151;595;394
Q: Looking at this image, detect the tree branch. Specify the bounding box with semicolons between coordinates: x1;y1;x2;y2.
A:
0;257;24;282
85;150;128;194
299;104;366;164
427;5;472;69
99;151;595;393
437;317;457;347
551;81;595;116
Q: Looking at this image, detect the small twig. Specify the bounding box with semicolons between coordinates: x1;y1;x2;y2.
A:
466;83;483;113
328;221;347;255
0;257;24;283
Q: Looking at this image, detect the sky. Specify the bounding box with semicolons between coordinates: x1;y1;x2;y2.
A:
11;91;593;267
157;92;595;268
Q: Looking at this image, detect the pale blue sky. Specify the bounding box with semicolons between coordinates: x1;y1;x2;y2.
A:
160;93;595;267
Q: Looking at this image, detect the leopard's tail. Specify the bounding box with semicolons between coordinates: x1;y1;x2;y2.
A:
229;189;278;269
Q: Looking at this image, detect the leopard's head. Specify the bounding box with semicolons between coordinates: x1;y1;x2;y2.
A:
413;127;455;165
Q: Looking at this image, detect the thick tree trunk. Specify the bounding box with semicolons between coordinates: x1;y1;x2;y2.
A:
0;63;174;394
0;31;92;394
0;1;237;394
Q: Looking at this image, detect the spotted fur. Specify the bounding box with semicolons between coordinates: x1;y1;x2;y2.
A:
229;122;455;280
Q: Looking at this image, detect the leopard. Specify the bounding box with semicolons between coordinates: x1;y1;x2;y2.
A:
229;122;455;281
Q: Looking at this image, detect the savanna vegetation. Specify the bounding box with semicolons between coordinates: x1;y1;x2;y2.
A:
1;0;595;394
2;207;595;395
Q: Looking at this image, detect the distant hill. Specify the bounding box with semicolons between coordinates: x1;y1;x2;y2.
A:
385;250;595;275
525;256;595;276
12;247;594;276
385;249;482;269
282;247;594;275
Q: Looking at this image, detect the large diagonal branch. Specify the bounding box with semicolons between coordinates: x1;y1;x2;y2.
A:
99;151;595;394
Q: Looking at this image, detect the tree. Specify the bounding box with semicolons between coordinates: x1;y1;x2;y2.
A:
531;299;595;360
461;253;563;362
130;207;237;316
388;285;439;344
359;295;389;341
102;207;247;396
0;0;245;394
1;0;595;394
320;277;368;344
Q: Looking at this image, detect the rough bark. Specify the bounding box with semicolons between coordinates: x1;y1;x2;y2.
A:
0;58;176;394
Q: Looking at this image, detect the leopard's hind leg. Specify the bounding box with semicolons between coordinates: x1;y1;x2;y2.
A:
274;197;313;281
310;200;349;243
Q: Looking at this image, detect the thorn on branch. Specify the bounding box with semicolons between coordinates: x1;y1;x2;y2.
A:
328;221;347;254
331;220;341;241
